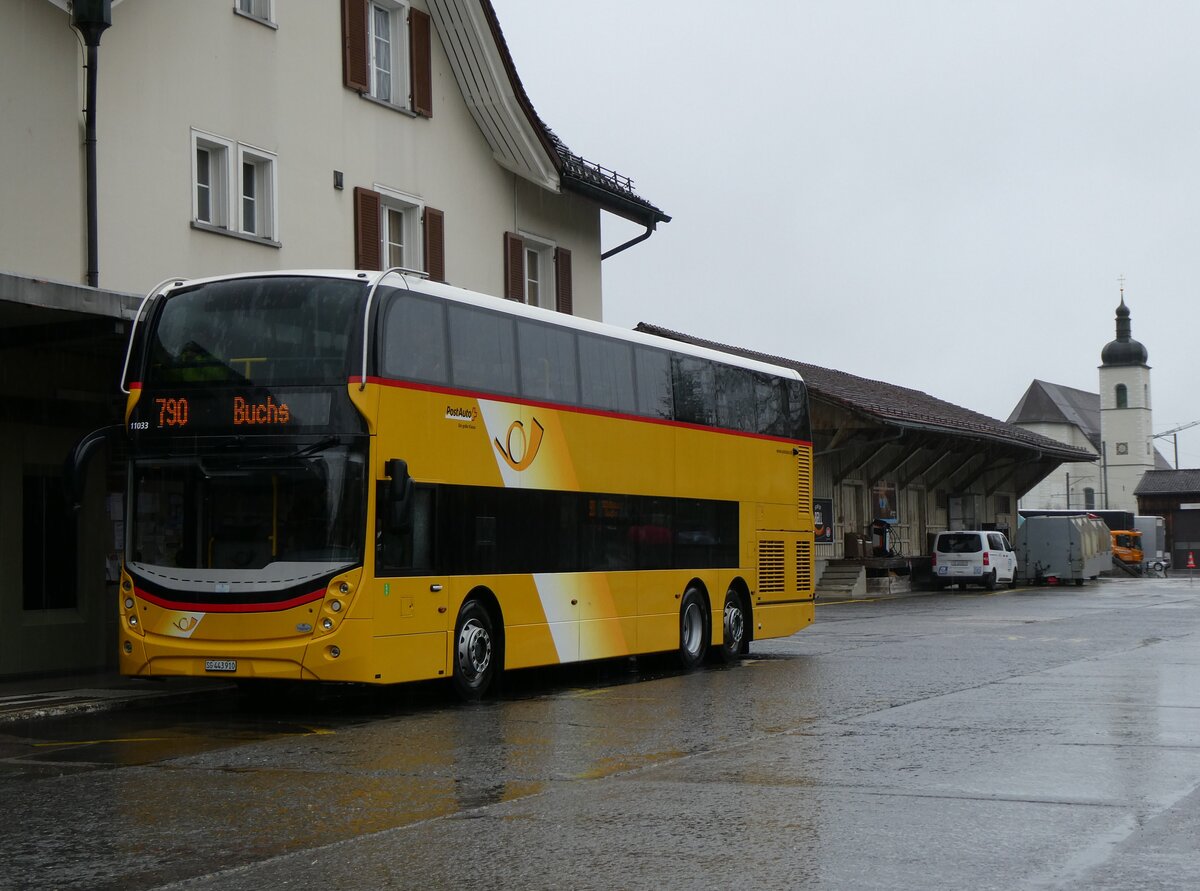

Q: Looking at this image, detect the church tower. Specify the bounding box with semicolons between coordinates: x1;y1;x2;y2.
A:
1098;293;1154;513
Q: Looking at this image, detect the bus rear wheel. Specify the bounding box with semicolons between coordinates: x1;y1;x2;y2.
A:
678;588;709;670
452;600;497;701
715;587;746;663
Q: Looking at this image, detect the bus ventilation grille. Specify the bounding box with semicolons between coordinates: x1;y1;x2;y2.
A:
796;541;813;592
797;454;813;511
758;540;786;593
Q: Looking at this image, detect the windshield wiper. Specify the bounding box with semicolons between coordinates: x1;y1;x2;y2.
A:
235;435;343;465
199;436;344;474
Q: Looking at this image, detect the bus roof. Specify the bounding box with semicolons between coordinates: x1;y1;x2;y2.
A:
161;269;805;384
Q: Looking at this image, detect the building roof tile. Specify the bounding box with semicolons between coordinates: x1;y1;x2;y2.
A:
1134;469;1200;495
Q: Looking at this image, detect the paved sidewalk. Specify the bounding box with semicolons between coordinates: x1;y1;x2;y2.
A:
0;671;228;726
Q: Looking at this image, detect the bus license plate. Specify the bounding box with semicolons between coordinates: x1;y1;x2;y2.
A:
205;659;237;672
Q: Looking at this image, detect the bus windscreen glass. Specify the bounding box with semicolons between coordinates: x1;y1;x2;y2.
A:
144;277;365;387
128;441;366;584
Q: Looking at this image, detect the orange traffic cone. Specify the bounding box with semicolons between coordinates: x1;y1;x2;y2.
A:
1188;552;1196;570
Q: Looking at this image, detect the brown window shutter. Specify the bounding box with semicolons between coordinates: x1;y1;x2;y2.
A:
342;0;369;92
423;207;445;282
554;247;573;314
503;232;525;301
409;8;433;117
354;187;382;271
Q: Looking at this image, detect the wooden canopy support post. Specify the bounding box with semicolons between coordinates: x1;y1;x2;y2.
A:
956;451;1001;492
901;449;954;488
927;454;978;492
833;433;904;485
877;438;929;479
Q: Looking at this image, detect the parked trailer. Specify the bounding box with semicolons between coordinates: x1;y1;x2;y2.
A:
1135;516;1170;572
1015;515;1112;585
1018;508;1134;532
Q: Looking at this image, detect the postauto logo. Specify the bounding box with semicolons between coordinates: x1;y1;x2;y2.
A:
493;418;545;471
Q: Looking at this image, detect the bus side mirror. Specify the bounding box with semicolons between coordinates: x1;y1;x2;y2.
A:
384;458;413;531
64;424;124;510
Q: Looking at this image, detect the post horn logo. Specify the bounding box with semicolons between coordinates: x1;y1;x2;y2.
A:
494;418;545;471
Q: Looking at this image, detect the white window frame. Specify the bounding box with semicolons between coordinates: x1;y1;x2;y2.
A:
519;232;556;310
237;144;277;239
191;131;234;229
376;185;423;272
191;129;279;245
368;1;410;108
234;0;274;26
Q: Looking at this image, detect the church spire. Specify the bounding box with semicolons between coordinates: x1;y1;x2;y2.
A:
1101;287;1148;366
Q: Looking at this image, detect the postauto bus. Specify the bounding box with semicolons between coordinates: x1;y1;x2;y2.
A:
103;270;814;698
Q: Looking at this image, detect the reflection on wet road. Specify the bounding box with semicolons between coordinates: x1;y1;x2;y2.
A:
3;577;1199;889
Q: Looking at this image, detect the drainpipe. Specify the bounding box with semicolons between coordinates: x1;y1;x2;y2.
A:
72;0;112;288
601;222;656;261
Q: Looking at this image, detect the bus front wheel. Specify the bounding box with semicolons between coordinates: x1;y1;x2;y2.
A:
452;600;497;701
678;588;709;669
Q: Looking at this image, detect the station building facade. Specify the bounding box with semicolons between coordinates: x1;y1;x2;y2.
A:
0;0;666;678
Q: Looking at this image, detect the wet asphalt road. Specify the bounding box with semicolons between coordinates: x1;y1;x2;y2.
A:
3;576;1199;890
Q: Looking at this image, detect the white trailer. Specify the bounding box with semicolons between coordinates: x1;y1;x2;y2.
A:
1135;515;1170;573
1015;515;1112;585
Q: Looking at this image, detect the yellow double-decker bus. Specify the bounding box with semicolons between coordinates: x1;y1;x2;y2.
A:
112;270;814;698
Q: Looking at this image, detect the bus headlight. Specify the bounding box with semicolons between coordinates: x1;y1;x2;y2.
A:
124;597;134;610
323;617;334;630
331;600;342;612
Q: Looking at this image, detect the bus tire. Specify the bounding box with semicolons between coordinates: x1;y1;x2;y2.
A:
452;599;497;701
678;588;709;670
715;587;747;663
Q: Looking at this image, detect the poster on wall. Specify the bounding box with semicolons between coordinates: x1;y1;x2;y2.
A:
872;480;898;523
813;498;834;543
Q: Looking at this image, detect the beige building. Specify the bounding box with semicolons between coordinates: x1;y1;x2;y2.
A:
0;0;667;678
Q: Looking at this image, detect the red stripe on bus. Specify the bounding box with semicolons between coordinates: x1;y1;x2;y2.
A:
349;376;814;448
135;586;326;613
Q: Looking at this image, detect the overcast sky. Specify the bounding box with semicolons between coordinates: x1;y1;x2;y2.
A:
494;0;1200;467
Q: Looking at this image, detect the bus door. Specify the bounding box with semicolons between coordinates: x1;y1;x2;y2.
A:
372;479;448;679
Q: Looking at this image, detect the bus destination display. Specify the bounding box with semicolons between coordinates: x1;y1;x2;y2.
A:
130;389;333;434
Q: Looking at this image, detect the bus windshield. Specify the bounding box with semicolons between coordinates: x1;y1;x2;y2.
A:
128;439;367;588
144;276;365;387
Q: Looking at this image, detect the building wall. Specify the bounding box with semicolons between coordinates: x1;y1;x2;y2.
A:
1099;363;1154;514
0;0;611;678
0;310;127;677
0;1;87;281
1014;422;1100;510
2;0;604;318
1136;493;1200;569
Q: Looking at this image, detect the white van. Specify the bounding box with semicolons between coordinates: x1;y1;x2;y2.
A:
932;530;1017;590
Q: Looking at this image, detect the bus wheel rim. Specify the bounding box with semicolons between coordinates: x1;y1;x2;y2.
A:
724;601;744;648
682;602;704;656
457;618;492;680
